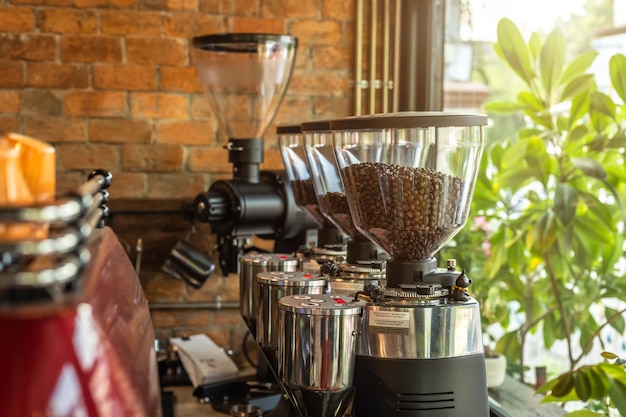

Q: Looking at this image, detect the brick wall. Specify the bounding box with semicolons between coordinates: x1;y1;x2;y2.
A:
1;0;355;367
0;0;355;200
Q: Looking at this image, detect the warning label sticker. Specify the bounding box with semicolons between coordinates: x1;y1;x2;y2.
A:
368;311;410;329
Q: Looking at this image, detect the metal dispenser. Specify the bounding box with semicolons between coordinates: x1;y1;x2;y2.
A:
332;111;490;417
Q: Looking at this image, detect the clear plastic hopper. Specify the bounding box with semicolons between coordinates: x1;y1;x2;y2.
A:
332;112;486;262
193;33;297;140
278;125;335;228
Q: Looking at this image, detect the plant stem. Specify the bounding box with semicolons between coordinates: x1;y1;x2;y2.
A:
545;254;575;368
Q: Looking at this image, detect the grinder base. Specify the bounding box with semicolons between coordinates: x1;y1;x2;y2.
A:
354;354;489;417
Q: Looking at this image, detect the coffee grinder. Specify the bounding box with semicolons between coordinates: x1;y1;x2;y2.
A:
277;125;346;272
332;112;490;417
191;33;316;276
301;119;386;296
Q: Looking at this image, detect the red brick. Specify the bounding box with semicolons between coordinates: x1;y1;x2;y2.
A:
192;13;227;36
89;119;152;143
0;34;56;61
288;71;348;95
323;0;354;20
60;35;122;63
146;172;209;198
230;17;285;33
0;116;19;133
187;146;230;173
260;147;283;171
130;93;189;119
11;0;72;5
36;9;97;34
94;64;157;91
0;61;24;88
190;93;211;119
199;0;222;13
122;143;184;172
225;0;260;16
57;143;120;171
273;95;314;121
23;116;87;143
56;171;83;195
291;20;343;45
27;63;90;89
126;38;188;66
160;66;203;93
313;45;353;70
107;172;149;199
74;0;135;7
314;95;352;118
164;13;194;38
0;6;35;32
21;90;63;116
64;91;128;117
262;0;318;19
294;44;312;70
0;91;20;113
155;120;215;145
100;11;162;36
164;0;200;10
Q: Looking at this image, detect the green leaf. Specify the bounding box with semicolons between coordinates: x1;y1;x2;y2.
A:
558;50;598;87
530;210;557;254
590;91;617;120
560;74;596;102
605;307;626;334
609;53;626;104
569;93;591;127
564;411;604;417
484;101;530;114
528;32;542;59
540;28;566;96
608;379;626;416
553;183;578;225
518;91;544;111
607;131;626;148
495;330;521;362
571;158;608;181
496;18;533;86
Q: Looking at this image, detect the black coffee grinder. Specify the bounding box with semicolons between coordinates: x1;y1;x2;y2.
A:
191;33;316;276
332;112;490;417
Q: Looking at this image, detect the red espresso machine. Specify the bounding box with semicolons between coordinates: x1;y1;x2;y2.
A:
0;170;162;417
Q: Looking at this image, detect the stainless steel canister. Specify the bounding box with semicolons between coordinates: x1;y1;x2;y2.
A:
257;271;327;355
278;294;362;417
239;253;299;336
278;294;361;392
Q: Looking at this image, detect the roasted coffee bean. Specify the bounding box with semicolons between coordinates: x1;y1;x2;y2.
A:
342;162;466;260
320;191;364;238
292;179;333;227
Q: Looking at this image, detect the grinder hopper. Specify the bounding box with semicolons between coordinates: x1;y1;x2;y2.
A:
193;33;297;142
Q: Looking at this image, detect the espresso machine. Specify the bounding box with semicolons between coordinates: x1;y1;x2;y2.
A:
331;111;490;417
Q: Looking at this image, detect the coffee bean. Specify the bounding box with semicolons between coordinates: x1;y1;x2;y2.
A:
292;179;334;227
342;162;467;260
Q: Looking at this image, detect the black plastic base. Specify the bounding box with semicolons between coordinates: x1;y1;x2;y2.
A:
354;354;489;417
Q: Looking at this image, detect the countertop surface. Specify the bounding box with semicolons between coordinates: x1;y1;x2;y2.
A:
166;375;566;417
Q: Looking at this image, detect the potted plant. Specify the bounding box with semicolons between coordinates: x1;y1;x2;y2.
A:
443;17;626;390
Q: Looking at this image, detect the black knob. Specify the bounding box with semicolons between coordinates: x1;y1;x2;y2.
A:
193;192;229;222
